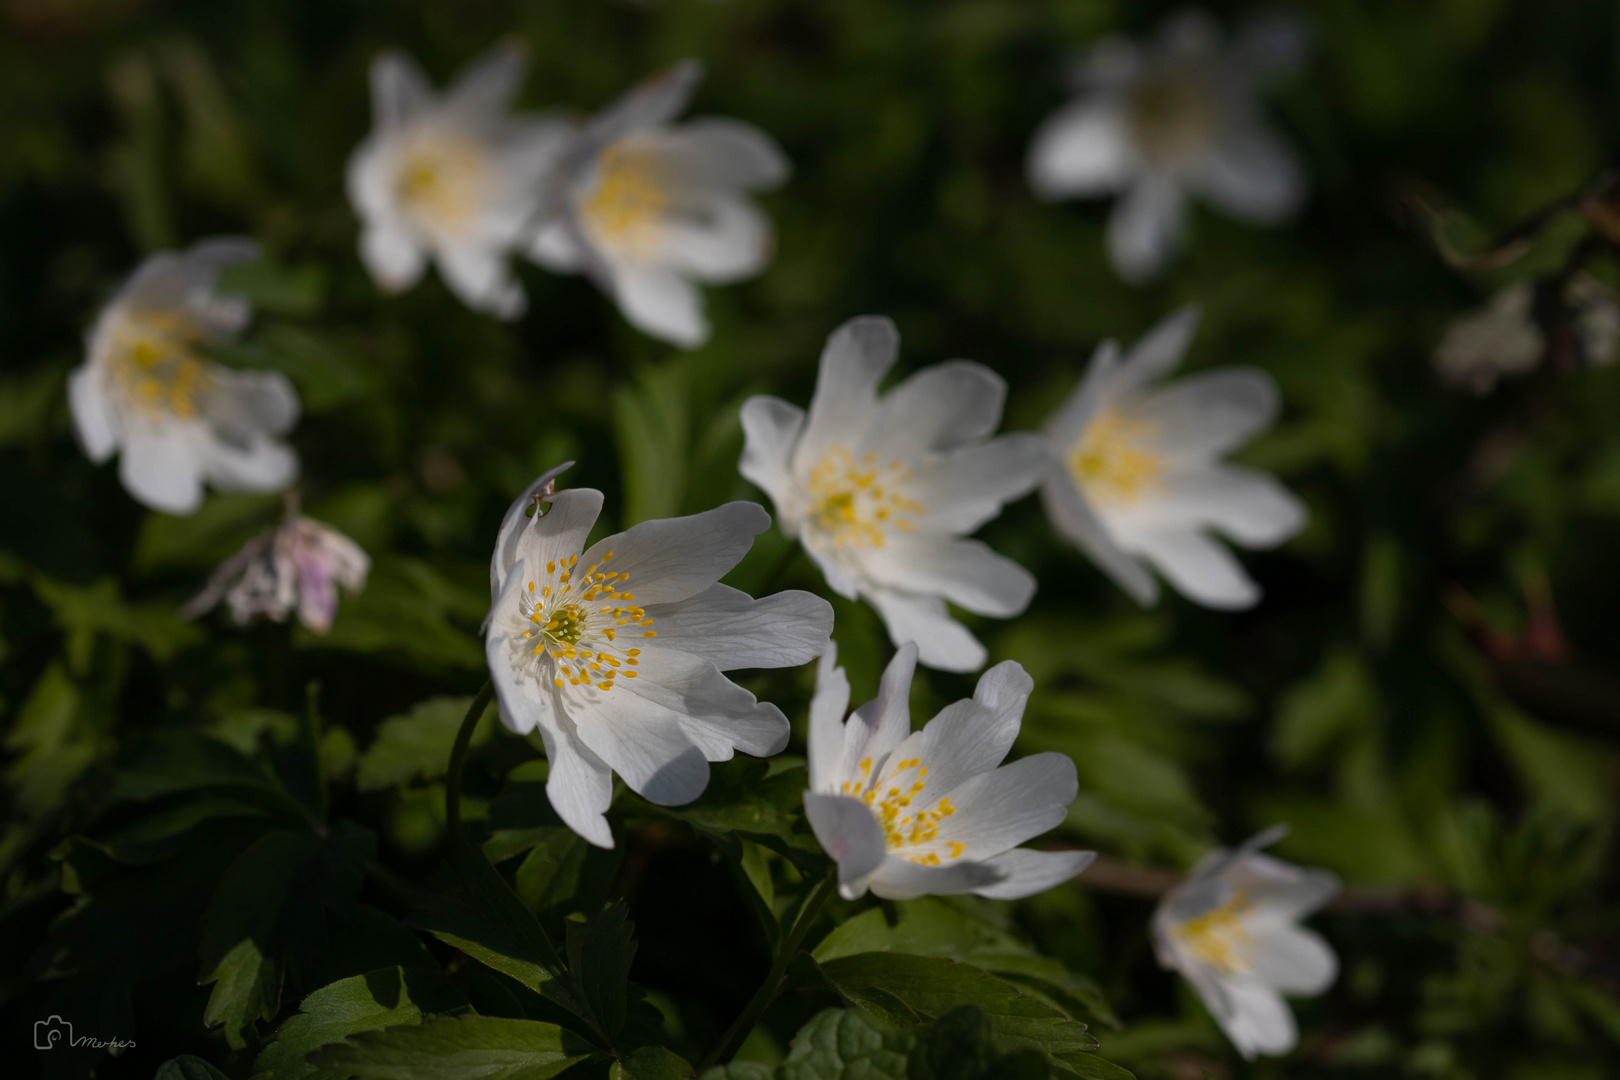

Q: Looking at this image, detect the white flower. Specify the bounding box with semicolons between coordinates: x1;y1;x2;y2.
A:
1433;281;1543;394
67;238;299;516
739;317;1049;672
183;502;370;633
1027;9;1309;282
529;60;788;348
1152;827;1339;1059
347;43;572;319
803;642;1093;901
1041;306;1304;610
485;465;834;848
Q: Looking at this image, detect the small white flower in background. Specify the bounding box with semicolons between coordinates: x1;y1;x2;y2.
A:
485;463;833;848
348;42;572;319
803;642;1093;901
183;499;370;634
529;60;788;349
1041;305;1304;610
1027;9;1309;283
1435;275;1620;394
1152;826;1339;1059
68;238;299;516
1566;274;1620;369
739;317;1049;672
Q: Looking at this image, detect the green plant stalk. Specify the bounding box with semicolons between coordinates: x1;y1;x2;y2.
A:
699;867;840;1070
444;678;495;865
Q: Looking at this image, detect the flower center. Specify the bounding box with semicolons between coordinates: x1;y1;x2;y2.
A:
1172;891;1254;975
514;550;654;693
580;143;669;259
394;134;490;234
1126;67;1220;166
806;445;925;548
842;755;966;866
107;311;214;420
1067;408;1162;508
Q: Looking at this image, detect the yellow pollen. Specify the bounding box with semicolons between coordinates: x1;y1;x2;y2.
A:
1068;408;1163;508
580;143;669;258
394;134;491;233
806;444;924;549
1173;891;1255;976
105;310;217;421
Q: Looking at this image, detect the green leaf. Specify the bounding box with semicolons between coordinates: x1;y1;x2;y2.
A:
613;1045;695;1080
359;696;497;792
648;757;820;863
309;1015;598;1080
255;966;469;1080
1271;649;1377;771
205;936;285;1051
775;1007;911;1080
311;557;486;672
157;1055;235;1080
4;661;98;817
564;904;636;1044
614;360;690;525
910;1008;1048;1080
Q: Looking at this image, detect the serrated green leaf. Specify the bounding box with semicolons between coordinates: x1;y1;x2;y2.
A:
612;1045;694;1080
565;903;636;1043
358;696;497;792
309;1015;598;1080
203;936;284;1051
157;1055;234;1080
777;1007;911;1080
910;1007;1051;1080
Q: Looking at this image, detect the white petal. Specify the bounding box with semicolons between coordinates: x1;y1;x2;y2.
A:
860;360;1007;459
800;534;864;601
438;246;526;320
738;395;806;510
866;588;985;673
656;196;771;283
490;462;577;599
904;434;1054;535
620;646;790;760
1126;527;1260;609
120;238;260;320
1107;173;1187;284
487;585;551;737
866;536;1035;618
1134;367;1279;461
790;316;899;480
1225;853;1340;919
1027;98;1134;199
652;118;789;190
973;849;1096;900
68;366;118;462
201;436;299;495
529;221;587;272
908;659;1032;798
1116;465;1304;549
838;642;919;785
1192;125;1305;223
807;645;851;793
370;51;435;129
202;367;300;440
565;683;710;806
1247;924;1337;995
924;751;1077;858
360;225;428;293
1042;339;1124;449
445;41;527;113
584;60;703;147
513;488;606;586
580;501;769;607
1040;473;1159;606
640;584;832;670
612;265;708;348
863;855;1004;901
1208;976;1298;1059
1110;304;1201;400
120;426;205;515
804;792;887;896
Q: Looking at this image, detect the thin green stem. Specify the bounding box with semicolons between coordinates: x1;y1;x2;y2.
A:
445;679;495;866
699;867;840;1070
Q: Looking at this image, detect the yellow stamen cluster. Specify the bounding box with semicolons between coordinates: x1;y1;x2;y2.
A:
580;143;669;258
517;550;651;692
806;444;925;548
1068;408;1163;508
1173;891;1255;975
841;754;963;865
106;311;215;420
394;134;491;233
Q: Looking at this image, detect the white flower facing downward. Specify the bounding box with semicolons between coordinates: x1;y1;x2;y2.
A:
1152;827;1339;1059
347;43;572;319
68;238;299;516
1027;10;1309;282
740;317;1049;672
183;503;370;634
485;465;834;848
1041;306;1304;610
529;60;788;348
803;642;1093;901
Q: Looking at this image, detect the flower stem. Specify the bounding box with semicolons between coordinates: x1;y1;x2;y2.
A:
445;678;495;865
699;867;839;1071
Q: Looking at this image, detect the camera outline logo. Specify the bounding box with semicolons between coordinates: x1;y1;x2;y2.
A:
34;1015;72;1050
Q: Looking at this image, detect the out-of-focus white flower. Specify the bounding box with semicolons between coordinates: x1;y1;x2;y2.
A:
485;464;833;848
183;501;370;633
1027;10;1309;283
1152;826;1339;1059
68;239;299;516
529;60;788;348
803;642;1092;901
1433;282;1544;394
1568;274;1620;369
347;43;571;319
739;317;1049;672
1041;306;1304;610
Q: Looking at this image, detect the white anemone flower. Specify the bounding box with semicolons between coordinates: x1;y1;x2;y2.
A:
803;642;1094;901
485;464;834;847
67;238;299;516
182;502;369;634
1027;10;1309;283
529;60;788;348
1041;306;1304;610
1152;826;1339;1059
739;317;1049;672
347;43;572;319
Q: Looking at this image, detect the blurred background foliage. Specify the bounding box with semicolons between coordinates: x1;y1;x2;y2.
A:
1;0;1619;1077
